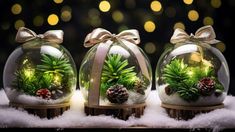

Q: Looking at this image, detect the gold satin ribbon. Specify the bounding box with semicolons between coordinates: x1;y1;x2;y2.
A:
84;28;150;106
84;28;140;47
170;25;220;44
15;27;64;44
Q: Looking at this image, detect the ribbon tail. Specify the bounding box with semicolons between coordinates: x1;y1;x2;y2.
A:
170;28;190;44
43;30;64;44
117;29;140;44
15;27;37;43
194;25;216;42
84;28;112;47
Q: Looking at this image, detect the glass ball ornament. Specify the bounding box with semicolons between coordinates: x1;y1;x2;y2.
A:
79;29;152;106
3;28;77;105
156;36;229;106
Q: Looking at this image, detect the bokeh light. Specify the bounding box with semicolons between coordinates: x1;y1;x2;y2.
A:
14;19;25;30
174;22;185;30
183;0;194;5
203;16;214;26
11;3;22;15
211;0;221;8
33;16;44;26
88;8;101;27
144;42;156;54
118;25;129;32
150;1;162;12
47;14;59;26
99;1;111;12
216;42;226;52
112;10;124;23
54;0;63;4
188;10;199;21
144;21;156;32
61;6;72;22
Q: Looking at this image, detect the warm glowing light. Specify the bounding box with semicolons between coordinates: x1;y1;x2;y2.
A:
150;1;162;12
202;59;213;67
188;10;199;21
112;10;124;23
144;42;156;54
187;71;194;77
190;52;202;62
53;74;62;85
47;14;59;26
144;21;156;32
174;22;185;30
33;16;44;26
99;1;111;12
24;69;35;78
216;42;226;52
53;0;63;4
14;19;25;30
70;90;84;109
22;59;29;65
11;3;22;15
183;0;193;5
203;16;214;26
211;0;221;8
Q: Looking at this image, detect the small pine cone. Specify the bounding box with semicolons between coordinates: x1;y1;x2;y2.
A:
134;80;145;95
165;85;173;95
106;84;129;104
36;88;51;99
197;77;215;96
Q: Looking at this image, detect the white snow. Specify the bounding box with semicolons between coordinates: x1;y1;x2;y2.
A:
1;89;235;130
158;84;226;106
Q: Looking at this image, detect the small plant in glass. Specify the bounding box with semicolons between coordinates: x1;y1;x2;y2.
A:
156;26;230;120
3;27;77;118
79;28;152;119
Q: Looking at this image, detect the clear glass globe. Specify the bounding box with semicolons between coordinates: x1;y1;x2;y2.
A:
156;42;230;106
79;41;152;105
3;39;77;105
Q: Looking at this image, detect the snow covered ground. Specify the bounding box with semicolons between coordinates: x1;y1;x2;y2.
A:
0;89;235;130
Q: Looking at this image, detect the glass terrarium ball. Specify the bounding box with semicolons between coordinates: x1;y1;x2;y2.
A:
3;39;77;105
79;41;152;105
156;42;229;106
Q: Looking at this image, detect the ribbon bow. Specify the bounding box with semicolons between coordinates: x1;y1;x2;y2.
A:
170;25;220;44
15;27;64;44
84;28;140;47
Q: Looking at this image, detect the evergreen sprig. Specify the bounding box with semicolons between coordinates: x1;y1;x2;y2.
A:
36;54;72;76
100;54;139;96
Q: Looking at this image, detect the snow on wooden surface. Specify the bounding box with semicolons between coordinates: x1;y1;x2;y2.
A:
1;89;235;130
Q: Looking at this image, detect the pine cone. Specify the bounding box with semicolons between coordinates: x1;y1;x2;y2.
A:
106;84;129;104
134;80;145;95
165;85;173;95
197;77;215;96
36;88;51;99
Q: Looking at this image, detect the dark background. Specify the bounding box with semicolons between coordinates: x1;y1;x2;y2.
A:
0;0;234;95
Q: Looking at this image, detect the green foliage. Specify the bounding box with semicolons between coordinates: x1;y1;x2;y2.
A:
13;53;73;96
187;66;214;83
36;54;72;76
163;59;189;92
13;70;38;95
100;54;139;97
177;81;199;102
162;58;222;102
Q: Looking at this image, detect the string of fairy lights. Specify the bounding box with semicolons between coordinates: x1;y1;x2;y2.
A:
4;0;226;55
